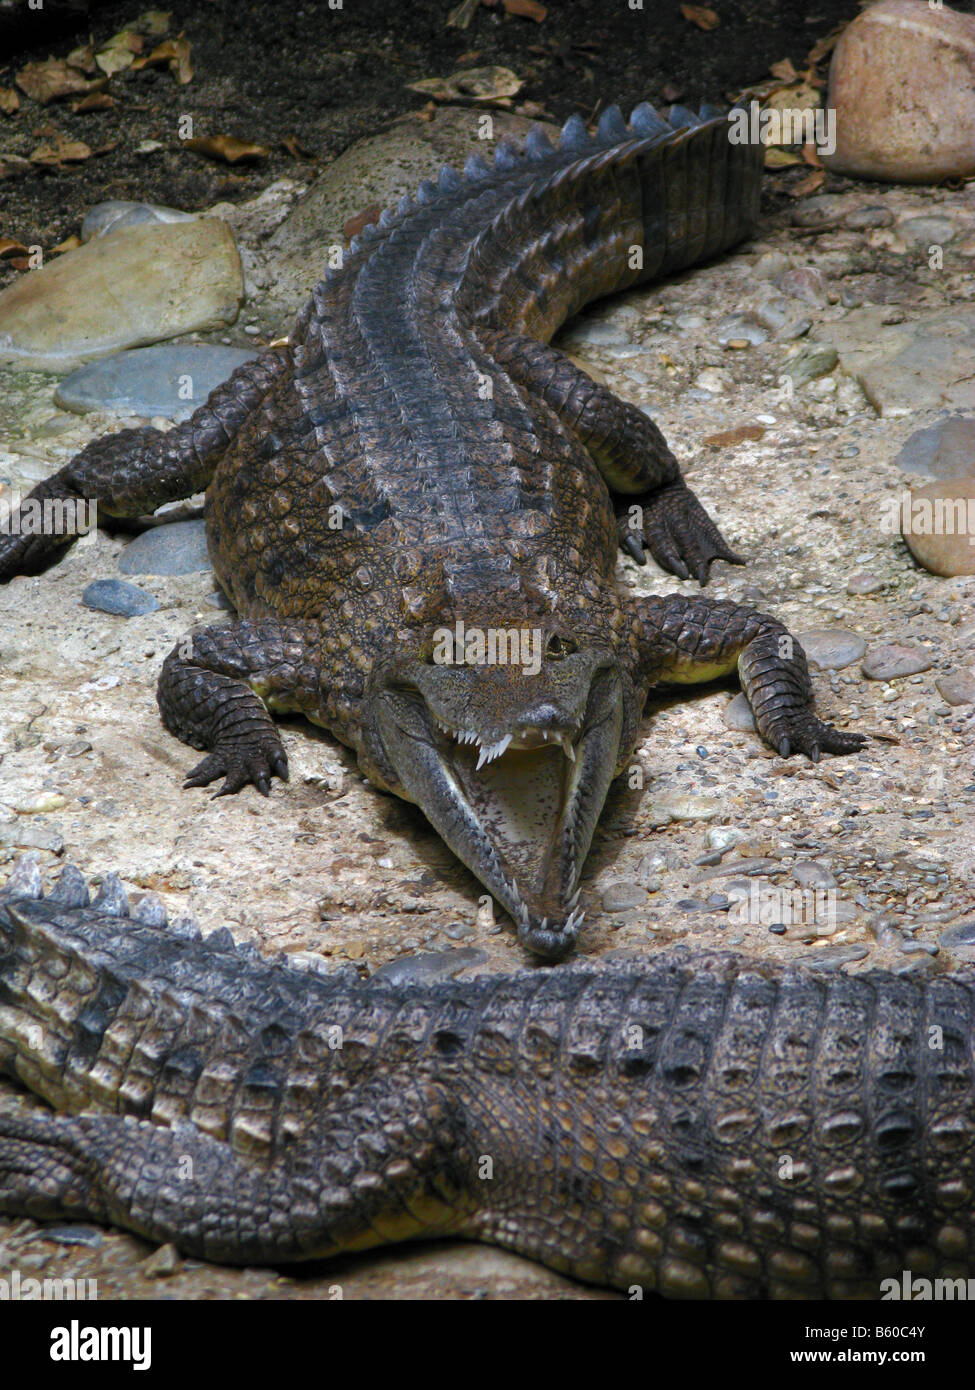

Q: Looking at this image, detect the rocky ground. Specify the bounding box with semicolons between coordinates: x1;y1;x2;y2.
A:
0;3;974;1306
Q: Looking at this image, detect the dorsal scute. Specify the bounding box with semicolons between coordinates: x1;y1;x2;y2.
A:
558;113;590;152
494;139;521;171
629;102;670;138
668;103;702;130
596;104;628;142
464;151;492;180
438;163;462;192
525;126;554;160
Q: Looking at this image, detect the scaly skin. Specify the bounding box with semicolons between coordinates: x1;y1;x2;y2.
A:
0;102;865;955
1;857;973;1299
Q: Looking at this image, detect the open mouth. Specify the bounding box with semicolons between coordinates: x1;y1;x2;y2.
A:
376;668;624;959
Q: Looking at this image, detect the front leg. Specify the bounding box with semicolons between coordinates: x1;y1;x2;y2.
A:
157;618;325;796
627;595;866;760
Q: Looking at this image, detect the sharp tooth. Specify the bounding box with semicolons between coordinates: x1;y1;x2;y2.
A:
562;735;576;762
476;744;489;771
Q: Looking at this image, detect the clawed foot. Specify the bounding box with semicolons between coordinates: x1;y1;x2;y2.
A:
618;481;744;585
761;711;867;764
184;731;289;797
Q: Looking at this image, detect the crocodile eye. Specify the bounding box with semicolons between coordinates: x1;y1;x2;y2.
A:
545;634;577;660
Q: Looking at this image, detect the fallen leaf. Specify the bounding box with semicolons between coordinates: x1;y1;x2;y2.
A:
446;0;481;25
95;30;143;77
29;134;92;166
680;4;719;30
769;57;798;82
0;87;18;115
703;425;765;448
503;0;546;20
16;59;102;104
407;64;523;103
807;23;847;67
184;134;270;164
344;204;381;240
72;92;116;112
48;234;82;255
801;140;823;168
65;44;96;73
0;238;28;258
133;33;192;84
281;134;317;161
764;146;803;168
786;168;826;198
135;9;172;35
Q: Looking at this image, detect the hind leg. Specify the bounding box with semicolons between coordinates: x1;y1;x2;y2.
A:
0;348;292;580
479;328;743;585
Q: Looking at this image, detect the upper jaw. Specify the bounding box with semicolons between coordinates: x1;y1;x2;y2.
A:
373;665;624;960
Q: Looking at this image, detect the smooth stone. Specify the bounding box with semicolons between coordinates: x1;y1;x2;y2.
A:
0;221;244;371
28;1225;103;1249
81;200;196;242
601;880;647;912
723;691;756;732
798;628;867;670
81;578;160;617
118;520;211;576
861;643;934;680
790;196;846;229
779;267;829;307
0;819;64;853
901;479;975;576
715;314;766;347
647;794;721;825
844;205;894;230
894;413;975;481
804;944;870;971
780;342;838;387
56;346;257;421
937;671;975;705
141;1243;182;1278
898;215;958;248
371;947;487;984
940;920;975;960
823;0;975;182
705;826;746;853
846;572;885;595
792;860;837;890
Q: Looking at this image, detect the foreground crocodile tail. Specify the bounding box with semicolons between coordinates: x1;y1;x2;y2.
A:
1;856;972;1298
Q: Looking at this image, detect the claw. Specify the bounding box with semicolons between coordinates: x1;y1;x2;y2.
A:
778;737;790;758
622;533;646;564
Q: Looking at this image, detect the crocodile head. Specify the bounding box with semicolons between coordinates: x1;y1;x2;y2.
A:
366;623;626;959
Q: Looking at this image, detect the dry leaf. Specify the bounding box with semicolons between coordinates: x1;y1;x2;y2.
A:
0;238;28;258
29;134;92;166
344;204;381;240
703;425;765;448
801;140;823;168
135;9;172;35
95;30;143;77
0;87;18;115
16;59;101;104
184;134;270;164
807;23;846;67
281;134;316;161
65;44;96;73
764;146;803;168
48;234;82;255
769;57;798;82
407;65;523;104
787;168;826;199
133;33;192;84
680;4;719;30
446;0;481;25
503;0;546;20
72;92;116;113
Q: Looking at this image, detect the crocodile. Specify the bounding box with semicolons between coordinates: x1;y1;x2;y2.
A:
2;855;974;1299
0;102;865;958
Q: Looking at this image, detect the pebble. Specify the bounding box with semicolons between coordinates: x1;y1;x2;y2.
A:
601;881;647;912
897;215;957;249
56;345;257;422
861;643;934;680
790;197;846;230
803;944;870;971
846;572;884;595
82;579;160;617
705;826;746;854
901;480;975;576
936;671;975;705
798;629;867;670
792;860;837;890
28;1225;103;1249
646;794;721;825
722;692;756;733
566;321;632;347
371;947;487;984
844;205;894;231
752;251;790;280
80;199;196;242
0;222;244;372
141;1243;182;1278
940;920;975;961
118;520;211;576
715;314;766;347
779;267;830;308
894;413;975;481
780;342;838;387
0;819;64;852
